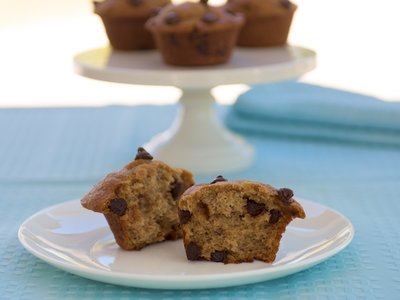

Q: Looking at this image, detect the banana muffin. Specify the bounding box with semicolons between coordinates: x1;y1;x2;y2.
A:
145;0;244;66
226;0;297;47
81;147;195;250
94;0;170;50
178;176;305;263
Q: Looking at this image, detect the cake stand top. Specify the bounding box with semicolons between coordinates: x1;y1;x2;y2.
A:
73;46;316;89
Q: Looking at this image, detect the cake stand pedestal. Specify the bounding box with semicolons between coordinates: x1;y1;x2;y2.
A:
74;46;316;174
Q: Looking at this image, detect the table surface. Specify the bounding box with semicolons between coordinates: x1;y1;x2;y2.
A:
1;105;400;299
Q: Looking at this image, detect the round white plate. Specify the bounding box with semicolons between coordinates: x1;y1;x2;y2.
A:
18;198;353;290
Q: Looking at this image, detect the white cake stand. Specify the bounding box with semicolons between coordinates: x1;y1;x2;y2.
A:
74;46;316;174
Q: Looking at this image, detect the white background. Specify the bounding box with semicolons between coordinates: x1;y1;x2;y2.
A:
0;0;399;107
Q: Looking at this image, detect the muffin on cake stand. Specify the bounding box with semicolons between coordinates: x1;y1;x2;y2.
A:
74;46;316;174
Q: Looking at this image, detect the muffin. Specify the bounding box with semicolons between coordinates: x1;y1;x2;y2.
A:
145;0;244;66
178;176;305;263
226;0;297;47
94;0;170;50
81;147;195;250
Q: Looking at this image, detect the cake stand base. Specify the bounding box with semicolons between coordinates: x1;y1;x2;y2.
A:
144;88;254;174
74;46;316;175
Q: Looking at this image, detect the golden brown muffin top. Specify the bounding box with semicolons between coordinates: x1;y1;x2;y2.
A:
182;175;305;219
94;0;171;18
81;147;194;213
226;0;297;18
146;1;244;33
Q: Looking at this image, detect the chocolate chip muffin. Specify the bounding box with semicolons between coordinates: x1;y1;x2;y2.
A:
145;0;244;66
178;176;305;263
81;147;195;250
226;0;297;47
94;0;170;50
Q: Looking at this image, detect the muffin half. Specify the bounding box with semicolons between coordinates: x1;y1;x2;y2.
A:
81;147;195;250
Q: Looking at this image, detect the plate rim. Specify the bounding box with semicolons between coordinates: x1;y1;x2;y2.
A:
18;198;354;289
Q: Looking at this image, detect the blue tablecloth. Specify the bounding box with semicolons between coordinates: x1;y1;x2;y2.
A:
1;100;400;299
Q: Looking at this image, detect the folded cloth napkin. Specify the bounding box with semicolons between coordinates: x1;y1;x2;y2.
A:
225;81;400;147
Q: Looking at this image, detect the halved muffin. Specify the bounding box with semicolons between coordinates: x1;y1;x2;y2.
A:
81;147;195;250
178;176;305;263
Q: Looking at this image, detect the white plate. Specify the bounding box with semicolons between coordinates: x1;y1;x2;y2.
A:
18;198;353;290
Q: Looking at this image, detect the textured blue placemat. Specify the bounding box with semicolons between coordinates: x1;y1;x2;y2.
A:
1;103;400;299
0;106;175;183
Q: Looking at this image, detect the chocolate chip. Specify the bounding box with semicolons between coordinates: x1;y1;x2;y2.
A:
108;198;127;216
190;28;200;40
210;175;227;184
280;0;292;9
165;11;180;25
190;29;209;56
179;210;191;224
200;0;208;5
196;42;209;56
150;6;162;17
202;12;218;24
269;209;282;224
278;188;294;204
225;8;237;16
246;199;266;216
186;242;201;260
170;181;183;200
129;0;143;6
211;250;227;263
164;233;174;240
135;147;153;160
